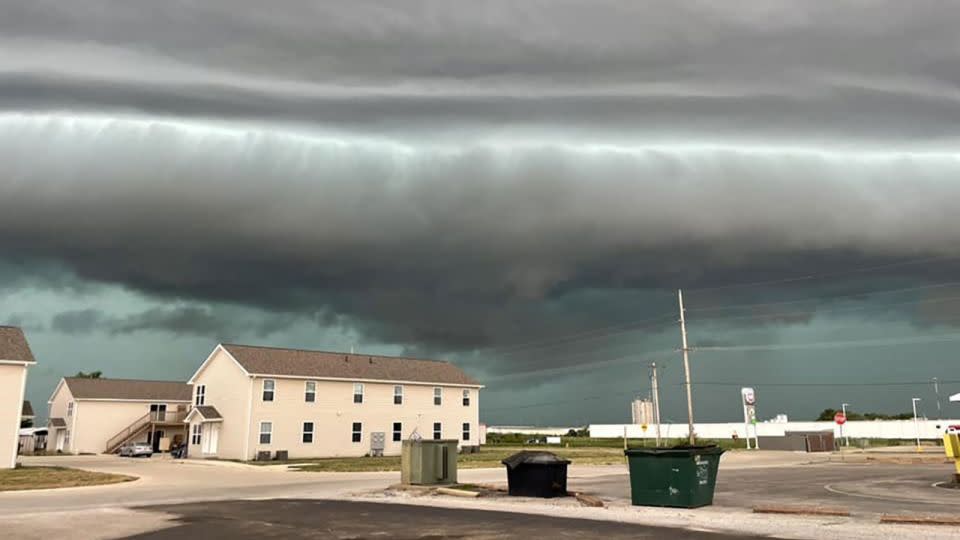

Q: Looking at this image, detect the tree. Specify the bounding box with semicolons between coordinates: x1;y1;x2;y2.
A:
74;370;102;379
815;408;913;421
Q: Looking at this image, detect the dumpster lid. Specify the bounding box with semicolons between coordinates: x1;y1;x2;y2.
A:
624;444;724;457
501;451;571;469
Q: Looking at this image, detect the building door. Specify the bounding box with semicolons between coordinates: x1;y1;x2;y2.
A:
150;403;167;421
151;430;165;452
202;424;219;455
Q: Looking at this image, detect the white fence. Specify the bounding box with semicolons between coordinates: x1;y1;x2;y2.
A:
590;419;960;440
486;426;576;436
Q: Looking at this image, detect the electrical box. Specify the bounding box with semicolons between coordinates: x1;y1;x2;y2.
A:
401;439;458;485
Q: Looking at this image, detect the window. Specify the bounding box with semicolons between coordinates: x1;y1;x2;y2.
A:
67;401;74;417
64;429;71;446
393;385;403;405
433;422;442;440
353;383;364;404
302;422;314;444
191;424;203;445
195;384;206;406
462;423;471;441
262;379;275;402
259;422;272;445
305;381;316;403
462;389;470;406
433;387;442;406
352;422;362;443
393;422;402;442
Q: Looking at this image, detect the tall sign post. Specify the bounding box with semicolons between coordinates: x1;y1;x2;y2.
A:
741;387;759;450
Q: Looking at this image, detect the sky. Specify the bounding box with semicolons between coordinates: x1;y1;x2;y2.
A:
3;1;960;426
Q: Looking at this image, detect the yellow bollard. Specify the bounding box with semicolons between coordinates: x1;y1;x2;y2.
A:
944;433;960;480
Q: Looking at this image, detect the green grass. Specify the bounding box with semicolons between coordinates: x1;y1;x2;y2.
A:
292;446;635;473
0;466;136;492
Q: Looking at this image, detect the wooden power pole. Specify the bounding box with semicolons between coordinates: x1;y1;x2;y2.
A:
678;289;695;445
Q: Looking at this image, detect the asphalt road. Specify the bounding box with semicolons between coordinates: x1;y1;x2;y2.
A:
123;499;760;539
575;462;960;517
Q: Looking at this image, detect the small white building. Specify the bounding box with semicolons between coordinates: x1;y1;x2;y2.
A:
0;327;35;469
185;343;483;461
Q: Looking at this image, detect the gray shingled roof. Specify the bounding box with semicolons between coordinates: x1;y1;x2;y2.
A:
21;400;34;418
222;344;481;386
64;377;192;401
0;326;36;363
49;417;66;428
192;405;222;420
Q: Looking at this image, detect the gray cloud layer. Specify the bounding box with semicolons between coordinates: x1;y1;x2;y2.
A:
4;1;960;417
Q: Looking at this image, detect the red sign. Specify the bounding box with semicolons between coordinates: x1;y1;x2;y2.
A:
834;412;846;425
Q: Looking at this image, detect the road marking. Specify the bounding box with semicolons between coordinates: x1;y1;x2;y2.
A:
824;482;960;506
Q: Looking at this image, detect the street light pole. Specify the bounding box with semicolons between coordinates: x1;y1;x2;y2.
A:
911;398;922;451
841;403;850;447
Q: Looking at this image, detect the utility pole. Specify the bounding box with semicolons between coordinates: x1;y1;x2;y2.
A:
678;289;695;445
841;403;850;447
933;378;942;420
911;397;922;451
651;362;662;447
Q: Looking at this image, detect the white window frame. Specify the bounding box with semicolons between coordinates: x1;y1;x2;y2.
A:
305;381;316;403
393;385;403;405
262;379;275;402
393;422;402;442
67;401;74;417
259;421;272;445
433;422;442;440
191;423;203;445
195;384;206;406
353;383;364;404
302;422;314;444
352;422;362;443
462;389;470;406
433;387;442;406
462;422;470;441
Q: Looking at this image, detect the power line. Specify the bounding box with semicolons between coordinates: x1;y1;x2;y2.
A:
471;313;676;356
686;253;960;295
695;332;960;352
675;380;960;388
691;293;960;325
689;280;960;313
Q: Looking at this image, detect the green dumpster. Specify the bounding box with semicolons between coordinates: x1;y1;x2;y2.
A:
624;445;724;508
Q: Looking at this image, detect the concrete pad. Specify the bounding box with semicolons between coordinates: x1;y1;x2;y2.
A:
2;508;176;540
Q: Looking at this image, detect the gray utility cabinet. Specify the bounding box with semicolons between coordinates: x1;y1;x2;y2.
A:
401;439;458;485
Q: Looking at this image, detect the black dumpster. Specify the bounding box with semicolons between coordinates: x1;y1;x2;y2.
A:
624;445;724;508
502;451;570;498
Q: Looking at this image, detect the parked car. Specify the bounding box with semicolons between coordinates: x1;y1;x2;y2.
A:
119;442;153;458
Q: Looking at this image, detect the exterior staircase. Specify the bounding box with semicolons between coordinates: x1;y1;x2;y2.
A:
105;412;152;454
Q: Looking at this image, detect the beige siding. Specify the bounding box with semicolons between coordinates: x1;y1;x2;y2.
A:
47;379;75;453
247;377;480;459
188;348;252;460
72;400;188;454
0;364;29;468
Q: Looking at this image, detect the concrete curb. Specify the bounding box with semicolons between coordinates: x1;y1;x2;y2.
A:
880;515;960;526
753;505;851;517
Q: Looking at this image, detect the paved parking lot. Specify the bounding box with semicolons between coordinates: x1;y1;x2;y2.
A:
4;451;958;539
124;499;757;539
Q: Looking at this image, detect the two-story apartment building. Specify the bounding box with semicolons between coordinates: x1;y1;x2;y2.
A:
186;343;483;460
0;326;35;469
47;377;192;454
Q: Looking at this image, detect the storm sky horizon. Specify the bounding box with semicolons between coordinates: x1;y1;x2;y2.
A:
3;1;960;425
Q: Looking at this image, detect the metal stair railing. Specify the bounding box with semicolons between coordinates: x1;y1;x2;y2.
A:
105;412;152;454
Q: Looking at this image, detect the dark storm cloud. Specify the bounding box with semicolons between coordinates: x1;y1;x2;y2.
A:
50;305;302;340
4;0;960;387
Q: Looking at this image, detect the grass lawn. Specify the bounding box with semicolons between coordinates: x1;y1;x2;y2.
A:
0;466;136;492
291;446;630;473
